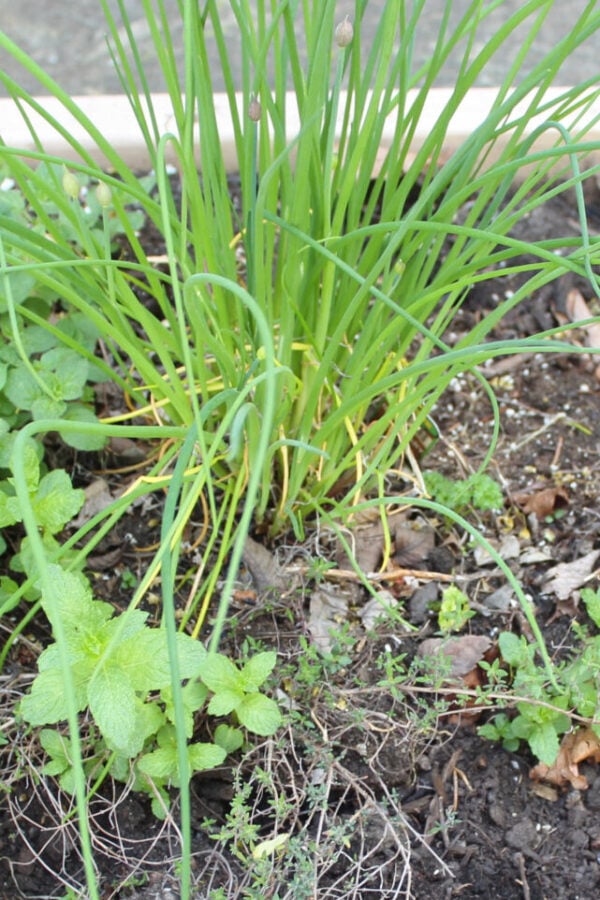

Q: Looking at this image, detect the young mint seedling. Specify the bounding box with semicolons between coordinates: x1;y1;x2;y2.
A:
0;445;84;536
199;651;283;736
20;564;207;757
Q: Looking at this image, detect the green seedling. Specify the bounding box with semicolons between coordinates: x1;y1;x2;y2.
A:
0;442;84;582
479;625;600;766
438;584;475;633
424;470;504;516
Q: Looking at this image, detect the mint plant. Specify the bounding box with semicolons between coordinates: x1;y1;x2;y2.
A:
20;564;282;816
0;439;84;581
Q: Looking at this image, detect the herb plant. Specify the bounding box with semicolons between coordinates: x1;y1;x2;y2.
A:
424;470;504;515
20;564;281;816
1;0;600;896
479;590;600;765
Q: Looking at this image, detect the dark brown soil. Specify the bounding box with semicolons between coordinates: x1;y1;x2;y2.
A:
1;178;600;899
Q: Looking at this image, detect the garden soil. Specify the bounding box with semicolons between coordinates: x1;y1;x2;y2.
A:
1;177;600;899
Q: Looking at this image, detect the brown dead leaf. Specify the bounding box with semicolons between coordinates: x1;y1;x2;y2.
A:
308;586;349;653
544;549;600;601
359;590;399;630
513;485;569;519
108;436;150;465
529;782;559;802
394;524;436;568
242;535;287;593
565;288;600;349
473;534;520;567
71;478;115;528
418;635;492;679
530;727;600;790
336;511;435;574
87;546;124;571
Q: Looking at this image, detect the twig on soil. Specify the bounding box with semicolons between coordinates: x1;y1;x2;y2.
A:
511;412;567;450
516;851;532;900
290;563;458;584
342;684;600;728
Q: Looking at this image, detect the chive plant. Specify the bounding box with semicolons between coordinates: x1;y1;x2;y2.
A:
2;1;600;895
2;0;600;554
1;0;599;620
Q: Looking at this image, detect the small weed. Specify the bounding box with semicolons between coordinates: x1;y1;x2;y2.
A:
479;605;600;765
437;584;475;633
119;567;138;590
423;470;504;516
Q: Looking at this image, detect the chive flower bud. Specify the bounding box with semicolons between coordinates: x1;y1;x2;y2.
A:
62;168;80;200
248;97;262;122
95;181;113;208
335;17;353;48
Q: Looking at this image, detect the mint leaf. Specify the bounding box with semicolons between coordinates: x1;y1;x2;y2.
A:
138;745;177;780
40;348;88;400
39;728;78;792
22;441;42;492
200;653;242;693
4;367;45;411
188;742;227;772
214;724;244;753
239;651;277;691
162;681;208;738
0;489;21;528
498;632;530;667
528;721;560;766
113;630;205;693
236;693;282;736
33;470;84;534
0;575;20;614
134;699;166;745
581;588;600;629
40;565;112;640
61;405;107;451
39;728;72;771
88;664;139;756
20;665;88;725
138;740;226;783
207;688;244;716
31;394;67;419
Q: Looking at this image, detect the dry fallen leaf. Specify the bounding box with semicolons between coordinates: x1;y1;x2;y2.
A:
359;590;399;630
530;727;600;790
473;534;520;567
543;549;600;601
519;547;554;565
335;511;434;574
71;478;115;528
242;535;287;593
565;288;600;350
418;635;492;679
308;586;349;653
513;485;569;519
